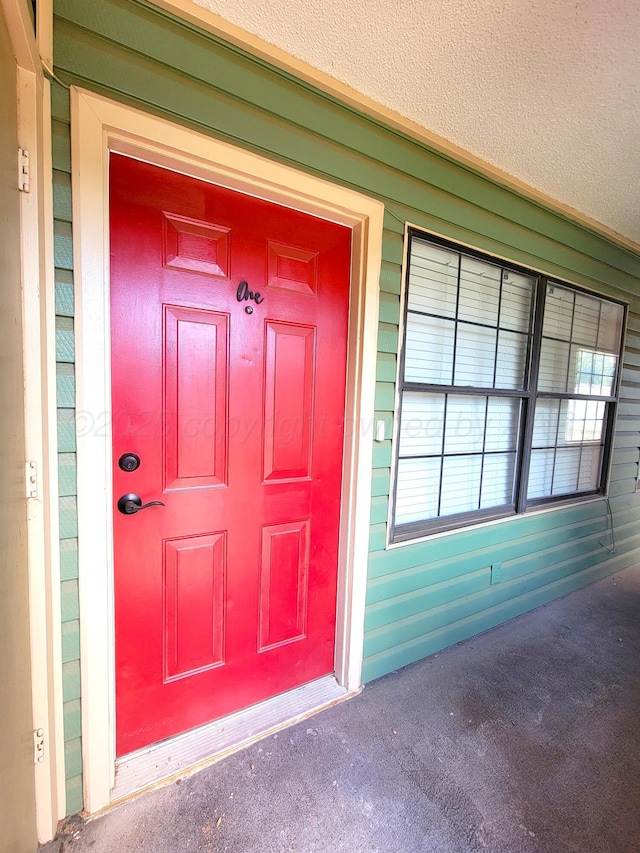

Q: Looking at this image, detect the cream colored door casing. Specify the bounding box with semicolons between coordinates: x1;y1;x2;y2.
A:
1;0;63;846
71;89;384;811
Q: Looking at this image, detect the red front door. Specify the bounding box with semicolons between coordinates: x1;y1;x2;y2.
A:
110;153;351;756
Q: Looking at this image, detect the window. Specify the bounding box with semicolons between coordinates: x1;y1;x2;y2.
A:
390;230;626;542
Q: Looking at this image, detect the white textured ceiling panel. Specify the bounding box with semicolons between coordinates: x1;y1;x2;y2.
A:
193;0;640;247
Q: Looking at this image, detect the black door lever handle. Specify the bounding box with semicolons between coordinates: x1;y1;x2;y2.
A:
117;493;165;515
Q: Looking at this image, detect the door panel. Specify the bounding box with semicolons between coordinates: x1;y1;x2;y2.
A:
163;532;226;680
263;322;315;481
259;520;310;650
110;153;351;756
164;306;228;488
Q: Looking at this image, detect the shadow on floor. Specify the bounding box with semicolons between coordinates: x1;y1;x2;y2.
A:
44;566;640;852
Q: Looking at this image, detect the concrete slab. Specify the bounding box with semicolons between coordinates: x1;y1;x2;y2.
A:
48;566;640;852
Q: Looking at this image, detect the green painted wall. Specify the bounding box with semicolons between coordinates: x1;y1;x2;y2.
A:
52;0;640;812
51;79;83;816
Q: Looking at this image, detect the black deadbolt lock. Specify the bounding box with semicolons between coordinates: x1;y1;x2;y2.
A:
118;452;141;472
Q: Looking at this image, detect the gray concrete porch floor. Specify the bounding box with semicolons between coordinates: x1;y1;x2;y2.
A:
47;565;640;853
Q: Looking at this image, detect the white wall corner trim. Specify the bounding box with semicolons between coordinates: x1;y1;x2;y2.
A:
70;88;383;813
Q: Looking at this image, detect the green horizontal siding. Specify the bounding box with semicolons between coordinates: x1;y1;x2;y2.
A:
374;382;395;411
61;620;80;663
368;500;613;579
59;496;77;540
51;120;71;171
378;292;401;325
377;323;399;354
57;409;76;453
55;318;74;363
53;169;72;221
64;737;82;778
56;363;74;408
59;538;78;582
370;496;389;526
55;270;74;317
367;513;609;605
65;776;83;817
371;468;391;498
60;580;79;622
51;80;83;815
375;353;397;383
53;221;73;270
610;448;638;466
57;453;76;497
371;442;392;470
61;660;80;702
63;699;81;742
51;0;640;815
379;261;402;295
363;545;640;681
367;568;490;631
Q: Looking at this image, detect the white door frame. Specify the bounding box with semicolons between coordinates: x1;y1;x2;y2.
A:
71;88;383;813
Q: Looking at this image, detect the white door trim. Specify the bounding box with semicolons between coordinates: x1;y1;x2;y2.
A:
70;88;383;813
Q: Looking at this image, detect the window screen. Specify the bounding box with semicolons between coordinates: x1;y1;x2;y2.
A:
391;231;626;542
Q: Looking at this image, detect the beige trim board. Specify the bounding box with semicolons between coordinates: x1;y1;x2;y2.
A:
5;0;64;838
71;88;383;813
1;0;39;70
19;65;66;842
36;0;53;70
149;0;640;256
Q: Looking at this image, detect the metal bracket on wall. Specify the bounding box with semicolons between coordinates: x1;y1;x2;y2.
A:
18;148;30;192
33;728;45;764
26;460;37;499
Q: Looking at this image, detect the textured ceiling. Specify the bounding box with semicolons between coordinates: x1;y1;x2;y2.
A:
192;0;640;248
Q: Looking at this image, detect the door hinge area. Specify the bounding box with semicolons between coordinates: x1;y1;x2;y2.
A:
18;148;30;193
26;461;37;499
33;728;45;764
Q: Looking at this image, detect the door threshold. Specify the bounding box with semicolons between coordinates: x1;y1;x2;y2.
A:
111;675;358;803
